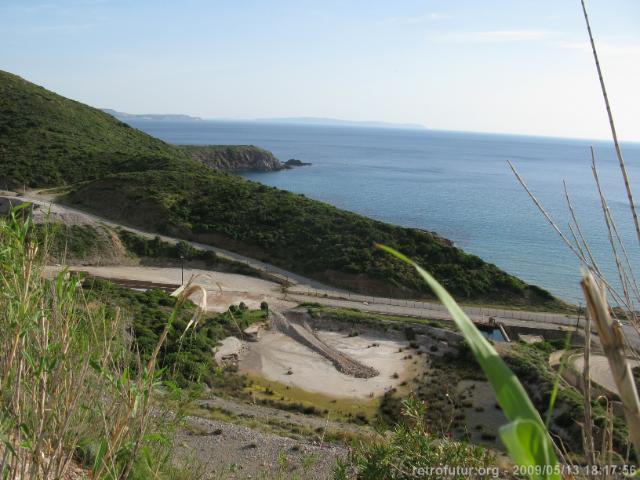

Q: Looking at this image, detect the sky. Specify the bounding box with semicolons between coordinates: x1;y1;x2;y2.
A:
1;0;639;141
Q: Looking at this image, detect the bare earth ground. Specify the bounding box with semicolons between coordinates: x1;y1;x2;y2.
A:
176;415;346;479
239;329;419;398
215;337;245;364
572;354;640;395
45;265;296;312
0;195;95;226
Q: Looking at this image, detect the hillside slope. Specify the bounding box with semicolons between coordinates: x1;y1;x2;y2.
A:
0;71;201;188
62;169;559;306
0;70;563;307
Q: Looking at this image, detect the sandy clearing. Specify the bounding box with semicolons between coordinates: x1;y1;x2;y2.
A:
45;265;296;312
270;311;378;378
48;265;277;292
239;330;421;399
573;354;640;395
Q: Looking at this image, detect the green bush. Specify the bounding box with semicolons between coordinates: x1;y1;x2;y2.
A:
335;397;495;479
84;279;265;387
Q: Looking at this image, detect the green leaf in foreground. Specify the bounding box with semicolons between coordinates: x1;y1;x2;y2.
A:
376;244;560;480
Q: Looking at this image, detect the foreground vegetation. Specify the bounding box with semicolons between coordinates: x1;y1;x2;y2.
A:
84;279;266;388
0;210;192;479
0;209;274;478
335;397;497;480
0;69;562;308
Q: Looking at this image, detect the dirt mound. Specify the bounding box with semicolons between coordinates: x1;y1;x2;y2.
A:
269;310;378;378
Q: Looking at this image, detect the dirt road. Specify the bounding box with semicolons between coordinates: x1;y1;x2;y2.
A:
12;191;629;348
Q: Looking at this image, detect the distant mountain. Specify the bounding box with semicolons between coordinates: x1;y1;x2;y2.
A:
256;117;427;130
102;110;425;130
102;109;203;122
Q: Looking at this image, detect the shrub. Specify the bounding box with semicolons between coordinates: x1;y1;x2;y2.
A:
335;397;495;479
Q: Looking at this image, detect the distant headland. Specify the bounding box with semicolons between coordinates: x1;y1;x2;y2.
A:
101;109;203;122
101;109;426;130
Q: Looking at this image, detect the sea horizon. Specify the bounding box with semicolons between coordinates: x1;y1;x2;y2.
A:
113;113;640;145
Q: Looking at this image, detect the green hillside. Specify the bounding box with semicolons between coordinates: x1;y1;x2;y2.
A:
63;170;559;306
0;70;564;307
0;70;196;188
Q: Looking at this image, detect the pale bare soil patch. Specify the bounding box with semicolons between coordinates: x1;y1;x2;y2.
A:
573;354;640;395
44;265;296;312
240;329;421;399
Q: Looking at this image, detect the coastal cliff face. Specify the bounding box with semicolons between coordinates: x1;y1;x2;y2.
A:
180;145;284;172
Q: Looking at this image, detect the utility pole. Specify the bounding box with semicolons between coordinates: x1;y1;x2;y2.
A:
575;302;583;332
180;255;185;285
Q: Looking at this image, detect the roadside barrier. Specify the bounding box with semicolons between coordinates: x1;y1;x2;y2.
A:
286;287;576;325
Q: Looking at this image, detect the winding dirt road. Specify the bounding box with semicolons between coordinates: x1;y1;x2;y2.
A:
9;190;640;352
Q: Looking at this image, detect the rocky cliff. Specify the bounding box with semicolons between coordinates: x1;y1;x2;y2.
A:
180;145;284;172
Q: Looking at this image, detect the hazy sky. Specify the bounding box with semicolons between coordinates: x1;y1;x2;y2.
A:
1;0;639;140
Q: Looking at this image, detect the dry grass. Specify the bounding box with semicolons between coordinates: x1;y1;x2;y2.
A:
508;0;640;472
581;272;640;457
0;208;203;479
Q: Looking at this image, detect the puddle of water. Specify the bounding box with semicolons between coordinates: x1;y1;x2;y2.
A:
479;327;505;342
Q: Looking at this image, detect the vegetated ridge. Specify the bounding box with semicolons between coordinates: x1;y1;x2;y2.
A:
0;70;564;308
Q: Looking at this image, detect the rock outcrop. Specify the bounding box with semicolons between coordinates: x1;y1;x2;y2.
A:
181;146;313;173
180;145;285;172
284;159;312;168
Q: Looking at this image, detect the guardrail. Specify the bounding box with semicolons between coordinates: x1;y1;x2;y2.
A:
286;287;576;325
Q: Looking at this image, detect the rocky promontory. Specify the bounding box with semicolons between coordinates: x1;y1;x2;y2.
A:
181;145;312;172
180;145;284;172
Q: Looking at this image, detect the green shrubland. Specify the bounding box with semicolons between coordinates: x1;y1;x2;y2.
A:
84;278;266;388
62;169;561;307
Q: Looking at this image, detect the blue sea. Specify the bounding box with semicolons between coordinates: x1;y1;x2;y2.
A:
127;119;640;304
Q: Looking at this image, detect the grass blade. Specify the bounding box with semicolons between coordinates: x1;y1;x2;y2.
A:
377;244;559;479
